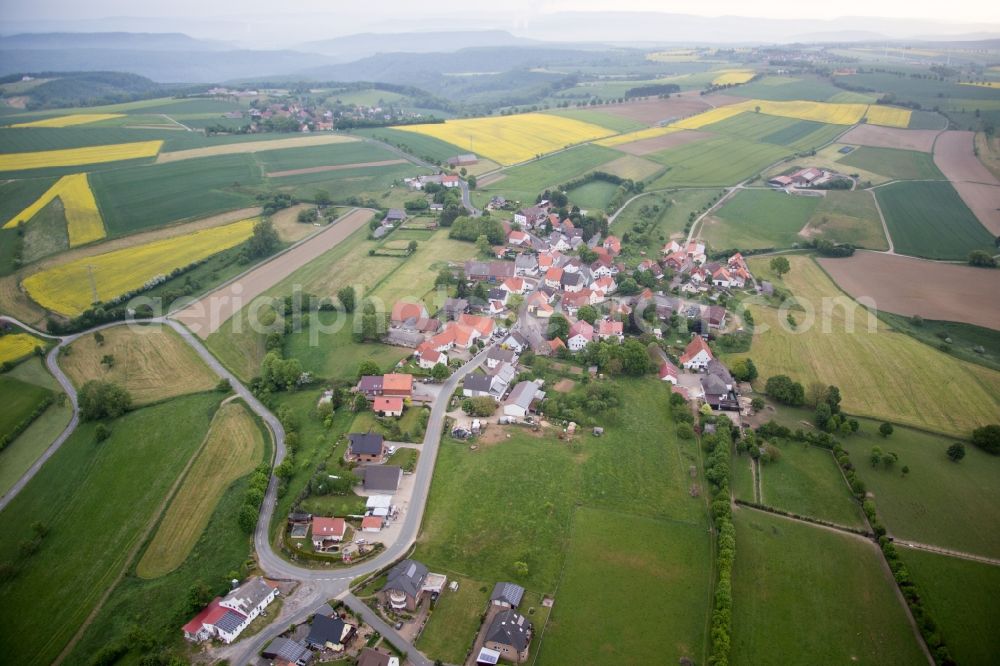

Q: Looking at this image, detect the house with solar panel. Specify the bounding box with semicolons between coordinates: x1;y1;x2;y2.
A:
182;576;278;644
378;558;447;612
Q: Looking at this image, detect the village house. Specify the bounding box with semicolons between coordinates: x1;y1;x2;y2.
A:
379;559;429;611
362;465;403;494
416;343;448;369
704;305;727;329
311;517;346;551
514;254;538;276
361;515;384;532
348;432;386;462
357;647;400;666
680;336;714;370
441;174;461;188
441;297;469;321
483;609;533;663
373;396;404;418
465;260;516;283
261;637;312;664
306;613;356;652
183;577;279;644
597;319;624;342
382;373;413;398
513;204;549;229
503;381;545;418
659;360;680;384
356;375;384;399
567;320;594;352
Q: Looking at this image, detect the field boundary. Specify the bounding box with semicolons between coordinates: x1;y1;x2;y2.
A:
266;158;407;178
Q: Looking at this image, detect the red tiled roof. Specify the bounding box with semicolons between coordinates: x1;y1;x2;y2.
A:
361;516;383;530
391;301;424;322
374;397;404;412
382;373;413;392
312;517;346;538
680;336;713;364
458;314;494;336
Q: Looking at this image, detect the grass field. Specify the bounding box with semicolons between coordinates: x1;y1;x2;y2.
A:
351;127;465;163
729;76;859;102
880;313;1000;373
566;180;620;211
542;107;648;133
802;190;889;250
416;575;490;664
91;153;261;236
0;374;53;441
839;146;944;180
535;506;711;666
615;189;720;256
137;400;265;578
0;139;162;171
754;441;864;527
368;230;478;308
0;358;71;497
840;417;1000;559
3;173;105;246
481;144;620;202
0;332;44;364
897;549;1000;665
23;218;256;316
875;180;995;260
646;137;791;187
395;113;614;165
730;256;1000;434
597;154;664;181
731;509;925;665
0;392;220;665
701;112;845;151
415;380;707;593
703;189;821;250
255;141;397;173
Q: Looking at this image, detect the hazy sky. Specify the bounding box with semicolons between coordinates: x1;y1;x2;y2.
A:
1;0;995;23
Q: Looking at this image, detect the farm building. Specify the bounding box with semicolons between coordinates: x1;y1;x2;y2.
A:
182;576;278;644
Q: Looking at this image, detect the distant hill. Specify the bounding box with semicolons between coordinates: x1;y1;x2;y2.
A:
0;71;168;110
0;32;230;51
0;48;337;83
298;30;538;61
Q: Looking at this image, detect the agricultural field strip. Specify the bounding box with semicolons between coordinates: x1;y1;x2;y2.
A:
3;173;106;246
154;133;359;163
266;158;407;178
11;113;124;128
0;332;45;364
173;208;374;337
0;140;163;171
22;218;257;316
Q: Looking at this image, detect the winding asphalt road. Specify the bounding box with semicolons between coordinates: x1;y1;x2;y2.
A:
0;309;487;664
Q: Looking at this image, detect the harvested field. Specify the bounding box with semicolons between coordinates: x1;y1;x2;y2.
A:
60;324;218;404
934;130;1000;184
839;124;939;152
173;208;374;337
475;172;505;187
154;134;358;163
818;251;1000;330
614;129;713;155
266;158;406;178
933;130;1000;234
136;400;264;578
597;95;712;125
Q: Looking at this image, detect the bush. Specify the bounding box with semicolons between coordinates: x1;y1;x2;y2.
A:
971;424;1000;454
78;380;132;421
764;375;804;406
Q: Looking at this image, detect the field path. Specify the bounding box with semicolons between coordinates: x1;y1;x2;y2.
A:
172;208;375;337
155;134;358;164
893;540;1000;567
868;188;895;253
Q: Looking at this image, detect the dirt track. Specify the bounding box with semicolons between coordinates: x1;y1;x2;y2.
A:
266;158;406;178
840;124;939;153
933;130;1000;234
173;208;374;337
819;251;1000;330
616;129;714;155
155;134;358;163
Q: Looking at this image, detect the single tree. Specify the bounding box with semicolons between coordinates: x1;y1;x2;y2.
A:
337;285;356;313
870;446;883;468
94;423;111;443
770;256;791;277
879;422;894;438
901;465;910;477
946;442;966;462
431;363;449;381
357;359;381;380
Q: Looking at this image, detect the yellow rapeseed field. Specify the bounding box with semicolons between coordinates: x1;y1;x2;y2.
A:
712;70;756;85
3;173;106;246
0;333;43;364
863;105;912;128
11;113;124;128
0;140;163;171
395;113;614;165
671;105;747;129
595;125;683;147
670;99;872;129
23;218;256;316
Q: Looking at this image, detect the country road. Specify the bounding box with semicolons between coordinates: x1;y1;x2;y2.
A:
0;309;487;664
